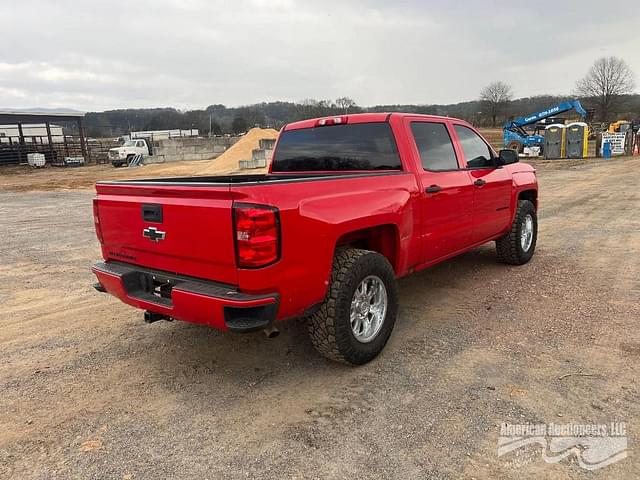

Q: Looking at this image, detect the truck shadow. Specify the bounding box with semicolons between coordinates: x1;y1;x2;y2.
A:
141;244;506;383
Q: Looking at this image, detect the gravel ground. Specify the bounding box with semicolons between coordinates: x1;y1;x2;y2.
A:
1;157;639;479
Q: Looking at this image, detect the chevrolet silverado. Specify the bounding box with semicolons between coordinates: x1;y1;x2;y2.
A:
92;113;538;364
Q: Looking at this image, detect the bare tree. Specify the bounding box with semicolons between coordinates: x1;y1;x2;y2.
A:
335;97;357;114
479;81;513;127
575;56;635;121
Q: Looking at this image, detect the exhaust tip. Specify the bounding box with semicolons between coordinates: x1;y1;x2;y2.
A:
144;311;171;323
263;326;280;338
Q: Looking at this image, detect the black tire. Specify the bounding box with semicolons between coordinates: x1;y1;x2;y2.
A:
308;248;399;365
506;141;523;153
496;200;537;265
125;154;134;166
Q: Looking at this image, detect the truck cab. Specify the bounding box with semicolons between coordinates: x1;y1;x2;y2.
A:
109;139;151;167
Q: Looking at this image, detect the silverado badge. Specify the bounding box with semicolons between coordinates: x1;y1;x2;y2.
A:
143;227;166;242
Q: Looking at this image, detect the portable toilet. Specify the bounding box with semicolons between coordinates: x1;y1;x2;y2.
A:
544;124;566;159
565;122;589;159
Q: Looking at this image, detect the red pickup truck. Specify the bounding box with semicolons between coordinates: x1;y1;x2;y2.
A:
92;113;538;364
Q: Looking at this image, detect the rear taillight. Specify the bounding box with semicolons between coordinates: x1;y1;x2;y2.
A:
233;203;280;268
93;198;104;243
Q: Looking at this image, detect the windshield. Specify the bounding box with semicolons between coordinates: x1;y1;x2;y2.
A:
271;123;401;172
123;140;137;147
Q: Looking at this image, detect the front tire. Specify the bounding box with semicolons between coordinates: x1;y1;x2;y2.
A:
496;200;537;265
308;248;399;365
506;141;523;153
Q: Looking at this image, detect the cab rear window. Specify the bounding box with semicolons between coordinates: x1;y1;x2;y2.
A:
271;123;401;172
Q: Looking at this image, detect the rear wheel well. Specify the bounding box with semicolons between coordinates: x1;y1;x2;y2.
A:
518;189;537;209
335;225;399;273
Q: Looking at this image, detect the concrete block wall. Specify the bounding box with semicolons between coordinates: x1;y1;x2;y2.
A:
251;148;273;162
239;145;273;170
259;138;276;150
145;136;239;164
239;159;267;169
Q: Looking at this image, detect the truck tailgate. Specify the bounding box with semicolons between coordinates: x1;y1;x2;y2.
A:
95;183;238;285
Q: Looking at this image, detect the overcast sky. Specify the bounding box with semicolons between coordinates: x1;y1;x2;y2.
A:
1;0;639;112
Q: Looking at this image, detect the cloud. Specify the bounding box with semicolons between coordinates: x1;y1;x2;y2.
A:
0;0;638;111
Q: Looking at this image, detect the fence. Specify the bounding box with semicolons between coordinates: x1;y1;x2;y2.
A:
130;129;200;142
0;134;118;166
88;139;121;164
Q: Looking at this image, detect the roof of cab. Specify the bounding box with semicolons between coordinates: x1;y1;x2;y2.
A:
283;112;456;131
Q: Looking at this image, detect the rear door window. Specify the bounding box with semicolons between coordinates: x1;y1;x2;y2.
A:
410;122;459;171
271;123;401;172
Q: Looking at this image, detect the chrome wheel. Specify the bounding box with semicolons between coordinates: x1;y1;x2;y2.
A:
350;275;387;343
521;214;534;252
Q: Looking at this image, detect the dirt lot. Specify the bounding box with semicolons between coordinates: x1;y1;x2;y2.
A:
1;157;639;479
0;161;222;192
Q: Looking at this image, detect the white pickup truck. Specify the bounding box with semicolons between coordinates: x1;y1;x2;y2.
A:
109;139;151;167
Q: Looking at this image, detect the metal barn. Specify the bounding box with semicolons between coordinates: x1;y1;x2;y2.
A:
0;111;87;165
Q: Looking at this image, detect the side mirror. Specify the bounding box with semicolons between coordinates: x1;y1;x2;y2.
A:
498;149;519;165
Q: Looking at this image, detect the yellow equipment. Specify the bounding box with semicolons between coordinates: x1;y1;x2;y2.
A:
608;120;631;134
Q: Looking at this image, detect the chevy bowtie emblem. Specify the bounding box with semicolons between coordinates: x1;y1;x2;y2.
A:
143;226;166;242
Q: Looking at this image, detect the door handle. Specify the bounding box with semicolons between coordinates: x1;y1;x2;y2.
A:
142;203;163;223
425;185;442;193
474;179;486;187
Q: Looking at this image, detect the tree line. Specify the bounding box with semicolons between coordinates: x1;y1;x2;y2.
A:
83;56;638;138
83;98;364;138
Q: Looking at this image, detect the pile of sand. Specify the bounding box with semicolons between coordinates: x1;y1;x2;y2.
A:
198;127;279;175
